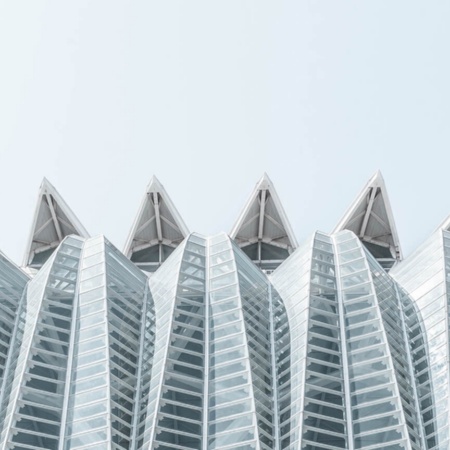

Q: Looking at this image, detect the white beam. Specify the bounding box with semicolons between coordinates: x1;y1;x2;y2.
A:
135;215;156;235
153;193;163;242
359;188;377;238
45;193;63;242
361;236;391;248
33;217;54;238
258;190;267;240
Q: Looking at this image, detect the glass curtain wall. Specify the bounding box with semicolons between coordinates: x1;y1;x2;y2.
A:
61;236;149;450
271;232;347;450
141;233;285;450
0;235;151;450
271;230;428;450
0;253;29;390
0;236;83;450
0;228;437;450
391;230;450;449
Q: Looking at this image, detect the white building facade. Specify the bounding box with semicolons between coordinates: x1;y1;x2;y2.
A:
0;173;444;449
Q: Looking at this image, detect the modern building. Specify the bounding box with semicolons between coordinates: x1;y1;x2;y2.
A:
0;172;444;449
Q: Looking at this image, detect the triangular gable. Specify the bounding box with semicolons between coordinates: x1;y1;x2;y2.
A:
124;176;189;272
230;173;298;270
333;171;402;270
23;178;89;268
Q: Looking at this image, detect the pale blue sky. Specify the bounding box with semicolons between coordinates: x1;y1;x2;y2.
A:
0;2;449;264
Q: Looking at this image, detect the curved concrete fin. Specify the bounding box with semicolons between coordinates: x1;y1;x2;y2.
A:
23;178;89;268
124;176;189;272
333;171;402;270
230;173;298;270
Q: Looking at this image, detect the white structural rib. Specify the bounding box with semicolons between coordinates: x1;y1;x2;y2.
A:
435;213;450;232
124;176;189;270
230;173;298;267
23;178;89;268
333;171;402;267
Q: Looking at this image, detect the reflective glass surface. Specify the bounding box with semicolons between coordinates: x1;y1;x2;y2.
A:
0;227;441;449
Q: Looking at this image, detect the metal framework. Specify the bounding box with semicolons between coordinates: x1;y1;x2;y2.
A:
22;178;89;269
333;171;402;270
230;173;298;271
0;172;449;449
123;176;189;273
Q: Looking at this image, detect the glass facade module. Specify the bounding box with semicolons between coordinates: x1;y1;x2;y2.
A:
137;233;286;449
0;174;448;449
270;230;429;450
0;253;29;390
0;236;83;449
391;230;450;450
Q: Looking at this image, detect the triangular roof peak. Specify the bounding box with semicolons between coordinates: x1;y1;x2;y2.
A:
124;176;189;273
147;175;164;193
230;173;298;271
333;171;402;270
23;178;89;268
258;172;271;189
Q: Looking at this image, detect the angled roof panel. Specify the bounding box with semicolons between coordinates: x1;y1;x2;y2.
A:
230;173;298;270
333;171;402;269
124;176;189;272
23;178;89;268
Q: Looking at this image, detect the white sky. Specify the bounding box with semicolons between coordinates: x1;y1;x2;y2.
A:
0;2;449;264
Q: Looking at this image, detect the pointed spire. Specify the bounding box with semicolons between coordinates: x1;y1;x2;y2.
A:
124;176;189;272
230;173;298;271
333;171;402;270
23;178;89;269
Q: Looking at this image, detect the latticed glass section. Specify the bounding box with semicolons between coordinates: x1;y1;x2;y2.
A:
4;172;450;450
142;235;206;450
134;241;185;449
366;251;425;449
391;230;449;450
105;238;150;449
302;233;345;450
400;290;435;450
272;232;347;450
271;229;429;450
270;235;314;449
0;253;29;391
333;230;425;450
208;234;276;449
63;236;110;450
208;235;256;449
0;229;441;448
272;285;290;448
0;235;152;450
0;235;83;450
139;233;287;449
62;236;150;450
